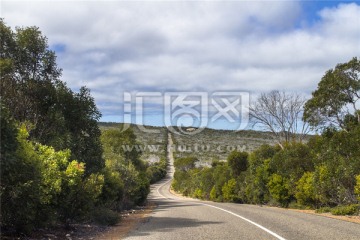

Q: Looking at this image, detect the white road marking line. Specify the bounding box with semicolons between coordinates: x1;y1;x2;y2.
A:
156;178;286;240
200;203;287;240
156;178;173;200
159;134;286;239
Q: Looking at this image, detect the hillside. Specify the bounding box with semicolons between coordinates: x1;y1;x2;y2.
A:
98;122;280;165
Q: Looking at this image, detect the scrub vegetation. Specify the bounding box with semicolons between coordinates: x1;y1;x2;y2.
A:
172;57;360;215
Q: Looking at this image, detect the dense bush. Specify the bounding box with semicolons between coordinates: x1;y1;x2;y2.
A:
355;175;360;201
227;151;248;177
0;118;105;231
171;58;360;214
172;127;360;213
1;21;166;234
92;208;120;226
267;174;290;207
295;172;316;207
330;205;359;216
147;165;167;183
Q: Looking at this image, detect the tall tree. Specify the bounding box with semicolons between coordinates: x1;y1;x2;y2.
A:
249;90;310;149
1;19;62;125
0;20;104;174
303;57;360;130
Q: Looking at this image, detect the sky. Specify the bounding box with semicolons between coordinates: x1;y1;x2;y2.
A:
1;0;360;130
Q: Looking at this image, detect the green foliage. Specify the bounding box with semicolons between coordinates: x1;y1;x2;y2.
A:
246;159;271;204
355;175;360;201
330;204;359;216
172;125;359;210
92;208;119;226
100;127;150;209
1;115;42;232
315;204;359;216
99;161;124;210
227;151;248;177
211;163;231;201
312;165;333;205
197;167;216;199
35;144;69;204
170;59;360;212
210;186;217;201
101;128;144;170
0;21;157;234
57;163;105;225
0;20;104;175
193;188;204;199
315;207;331;213
267;174;290;207
172;170;192;196
174;157;198;171
222;178;237;202
270;143;314;180
295;172;316;207
0;117;105;232
243;145;277;204
303;57;360;129
146;164;167;184
311;127;360;206
248;144;278;169
146;156;167;184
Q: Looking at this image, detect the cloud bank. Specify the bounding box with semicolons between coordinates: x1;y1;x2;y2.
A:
2;1;360;125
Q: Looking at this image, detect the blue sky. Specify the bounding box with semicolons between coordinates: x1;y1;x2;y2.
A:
2;0;360;130
302;0;352;20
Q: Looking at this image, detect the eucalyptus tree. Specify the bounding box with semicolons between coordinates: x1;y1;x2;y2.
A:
304;57;360;131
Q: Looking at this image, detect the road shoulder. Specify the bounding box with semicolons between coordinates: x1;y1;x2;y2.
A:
94;203;155;240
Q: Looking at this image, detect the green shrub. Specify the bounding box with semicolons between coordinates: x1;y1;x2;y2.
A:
267;174;290;207
174;157;198;171
92;208;119;226
147;165;167;183
355;175;360;201
315;207;331;213
227;151;248;177
58;162;105;225
193;188;203;199
288;201;310;210
222;178;237;202
295;172;315;207
210;186;217;201
330;204;359;216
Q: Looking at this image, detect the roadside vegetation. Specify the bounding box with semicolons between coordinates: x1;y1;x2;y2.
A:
1;19;359;237
173;57;360;215
0;20;167;236
99;122;168;166
172;128;276;165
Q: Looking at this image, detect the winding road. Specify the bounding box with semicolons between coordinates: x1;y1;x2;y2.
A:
125;133;360;240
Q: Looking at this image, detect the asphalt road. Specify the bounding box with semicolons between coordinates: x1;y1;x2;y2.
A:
125;134;360;240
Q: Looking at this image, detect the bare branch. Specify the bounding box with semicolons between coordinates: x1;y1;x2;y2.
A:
249;90;310;148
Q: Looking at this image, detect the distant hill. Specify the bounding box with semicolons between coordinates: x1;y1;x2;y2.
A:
98;122;289;166
98;122;168;164
171;127;276;166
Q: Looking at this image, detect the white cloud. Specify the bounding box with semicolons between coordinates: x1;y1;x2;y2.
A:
2;1;360;122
